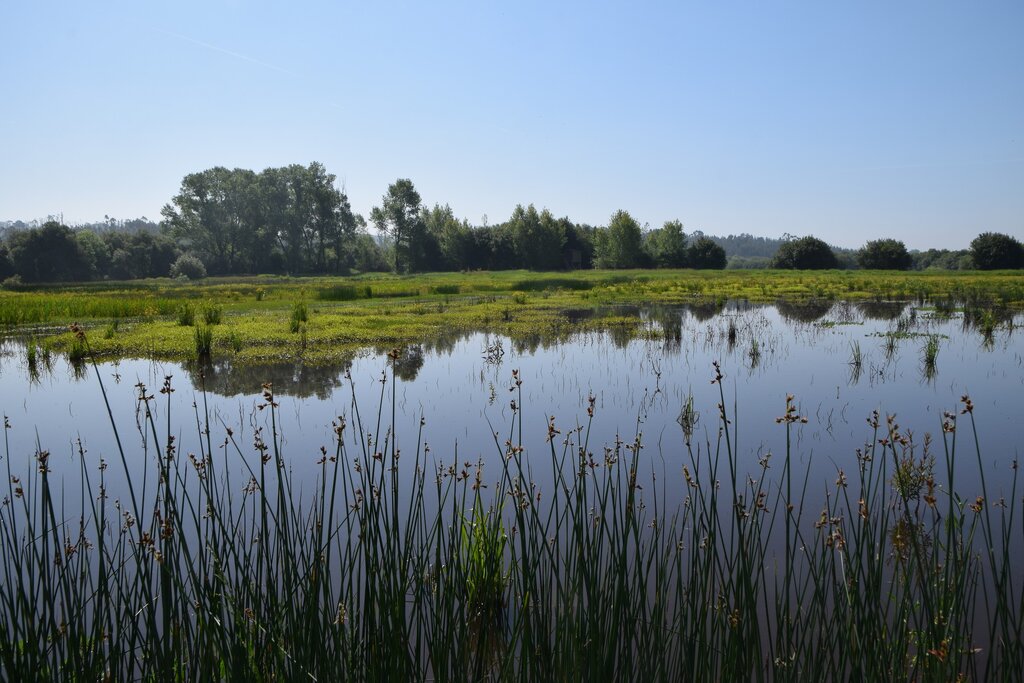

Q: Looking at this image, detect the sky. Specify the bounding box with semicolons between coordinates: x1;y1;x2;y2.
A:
1;1;1022;250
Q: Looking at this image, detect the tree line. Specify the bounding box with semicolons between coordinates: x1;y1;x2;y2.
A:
1;162;1021;284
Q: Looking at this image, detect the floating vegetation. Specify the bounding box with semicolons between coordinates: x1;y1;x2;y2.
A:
3;271;1022;365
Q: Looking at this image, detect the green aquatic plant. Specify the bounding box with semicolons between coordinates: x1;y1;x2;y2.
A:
176;302;196;326
202;304;222;325
922;334;940;379
289;302;308;333
193;324;213;357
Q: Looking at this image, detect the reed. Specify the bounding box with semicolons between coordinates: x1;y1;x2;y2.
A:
193;324;213;357
0;342;1020;679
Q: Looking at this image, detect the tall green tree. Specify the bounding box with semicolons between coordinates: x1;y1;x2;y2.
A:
687;236;727;269
595;210;643;269
161;167;257;274
506;204;566;270
371;179;425;273
771;235;838;269
644;219;688;268
7;221;92;282
970;232;1024;270
422;204;469;271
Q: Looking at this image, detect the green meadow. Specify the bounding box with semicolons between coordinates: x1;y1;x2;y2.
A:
3;269;1023;363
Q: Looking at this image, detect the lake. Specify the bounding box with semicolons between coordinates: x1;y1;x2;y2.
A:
1;299;1021;515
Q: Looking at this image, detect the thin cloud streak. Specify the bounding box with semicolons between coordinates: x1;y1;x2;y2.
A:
156;29;298;78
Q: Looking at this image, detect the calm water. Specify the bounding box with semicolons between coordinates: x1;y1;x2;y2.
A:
1;301;1022;513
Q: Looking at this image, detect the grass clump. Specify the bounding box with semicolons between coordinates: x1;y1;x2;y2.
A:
289;302;308;333
922;334;940;378
193;324;213;357
201;304;222;325
176;302;196;326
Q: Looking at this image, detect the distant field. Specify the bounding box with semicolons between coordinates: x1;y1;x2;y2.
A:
2;269;1022;363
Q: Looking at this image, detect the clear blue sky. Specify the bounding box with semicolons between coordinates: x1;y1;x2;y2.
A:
2;1;1022;250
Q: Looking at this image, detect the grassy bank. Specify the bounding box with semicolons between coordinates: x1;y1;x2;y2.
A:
3;269;1023;363
0;349;1021;680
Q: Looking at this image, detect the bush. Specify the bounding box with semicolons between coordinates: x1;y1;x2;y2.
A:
170;254;207;280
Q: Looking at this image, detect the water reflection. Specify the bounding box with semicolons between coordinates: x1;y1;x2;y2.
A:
775;298;833;323
856;300;906;321
181;357;352;399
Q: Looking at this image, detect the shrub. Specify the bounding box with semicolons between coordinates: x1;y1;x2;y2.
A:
170;254;207;280
202;305;222;325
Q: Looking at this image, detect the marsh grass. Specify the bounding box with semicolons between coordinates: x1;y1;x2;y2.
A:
0;336;1022;679
922;335;940;379
193;325;213;358
8;272;1024;365
289;302;308;333
201;304;223;326
176;303;196;326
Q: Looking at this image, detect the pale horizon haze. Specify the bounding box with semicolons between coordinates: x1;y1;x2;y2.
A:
1;1;1022;251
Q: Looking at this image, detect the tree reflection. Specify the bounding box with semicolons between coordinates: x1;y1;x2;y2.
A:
390;345;425;382
183;357;352;399
856;301;907;321
775;298;833;323
684;299;726;322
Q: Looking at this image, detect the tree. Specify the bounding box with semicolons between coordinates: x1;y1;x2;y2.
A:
371;179;426;273
644;220;688;268
0;243;14;281
75;229;110;279
562;220;595;269
7;221;91;282
506;204;566;270
969;232;1024;270
687;236;727;269
771;235;838;269
422;204;470;271
162;167;256;274
857;239;912;270
594;210;643;269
